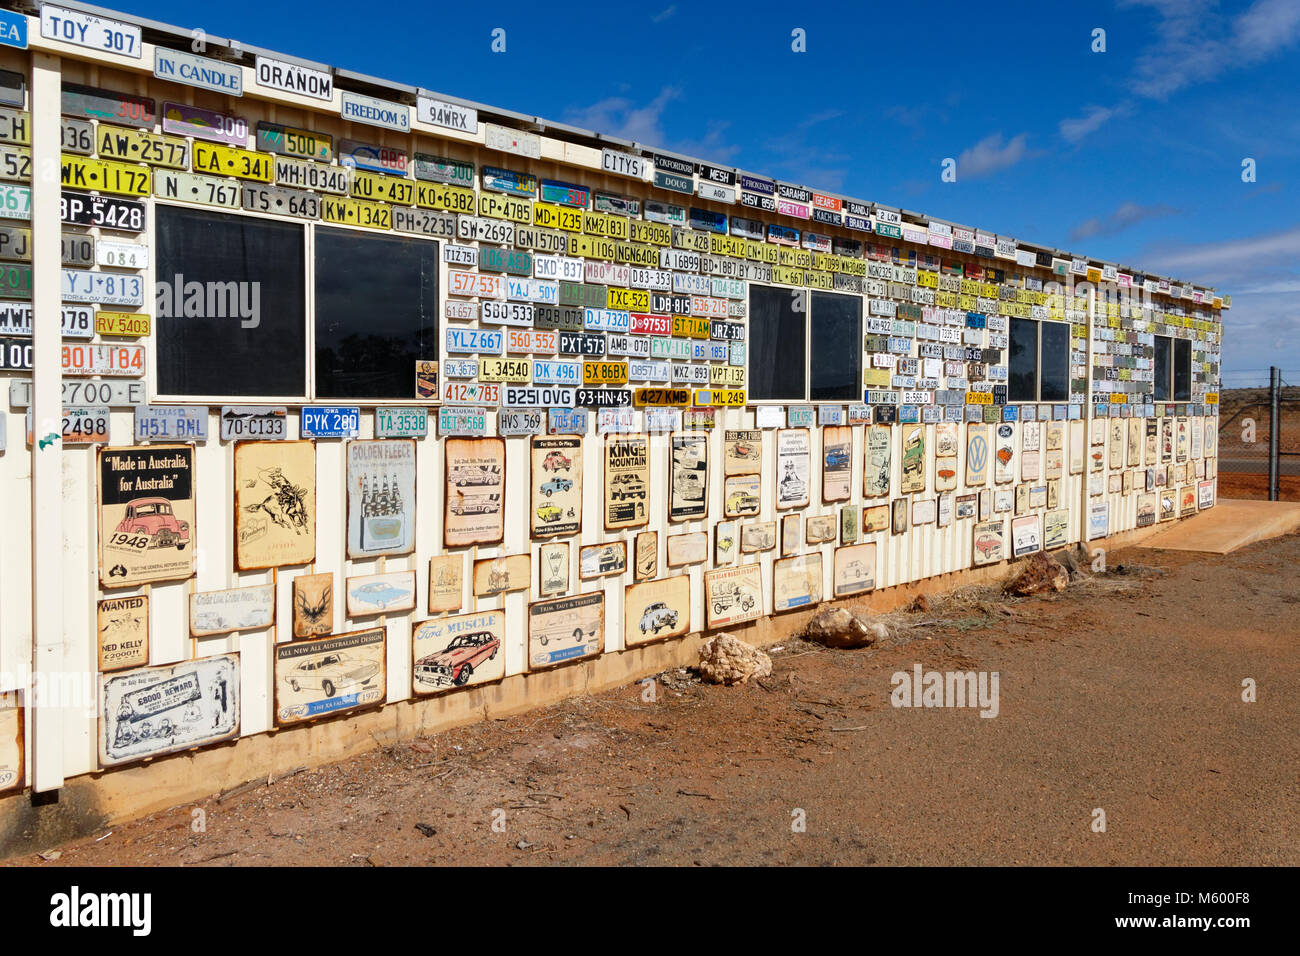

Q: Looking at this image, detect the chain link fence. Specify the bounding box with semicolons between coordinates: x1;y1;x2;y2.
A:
1216;368;1298;501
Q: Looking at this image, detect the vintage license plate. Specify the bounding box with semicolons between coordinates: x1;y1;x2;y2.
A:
61;232;94;266
375;406;428;438
351;170;414;204
61;156;151;197
0;224;29;260
63;86;153;127
0;143;29;182
531;359;581;386
443;358;477;378
583;360;629;385
97;126;189;169
710;365;746;387
442;381;501;405
502;385;575;408
61;342;145;377
300;405;361;438
0;335;31;369
0;262;29;298
444;327;503;353
0;108;30;144
413;153;474;185
134;405;208;442
447;270;504;298
256;121;332;162
339;139;407;175
479;192;531;223
154;169;241;209
0;303;93;338
61;118;94;155
438;405;487;436
242;183;320;220
498;408;544;435
61;269;144;305
633;387;691;406
95;310;150;337
456;215;514;244
414;181;475;213
8;377;145;407
0;182;30;220
478;357;531;383
161;101;248;145
321;196;391;230
584;308;630;332
26;406;111;446
576;388;631;408
96;239;148;269
220;406;287;440
393;206;456;239
559;332;606;356
61;191;145;231
274;155;350;194
193;142;272;182
505;328;557;353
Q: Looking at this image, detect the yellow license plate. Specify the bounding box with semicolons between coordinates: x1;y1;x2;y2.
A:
479;192;532;223
415;181;475;213
95;311;151;337
630;220;671;245
710;365;745;387
672;315;711;339
772;266;804;286
478;357;531;383
583;360;628;385
321;196;391;230
61;156;151;197
351;170;414;204
693;388;745;408
97;127;189;169
533;202;582;232
606;287;649;311
710;234;745;258
155;170;241;209
192;142;272;182
673;229;710;252
582;211;629;240
614;242;658;267
568;234;616;260
0;144;30;182
0;108;30;145
863;368;890;387
633;387;691;406
807;270;834;289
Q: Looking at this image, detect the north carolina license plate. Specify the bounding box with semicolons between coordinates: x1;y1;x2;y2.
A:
154;170;240;208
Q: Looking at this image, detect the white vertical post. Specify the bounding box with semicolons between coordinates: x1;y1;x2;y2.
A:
30;51;65;793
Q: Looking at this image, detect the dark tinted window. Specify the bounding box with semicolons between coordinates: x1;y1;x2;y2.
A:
748;284;805;401
1040;321;1069;402
314;228;438;399
1154;336;1172;401
809;291;861;401
1173;338;1191;401
1008;317;1038;402
155;206;305;397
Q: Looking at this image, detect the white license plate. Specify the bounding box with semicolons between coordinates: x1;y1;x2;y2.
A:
26;406;112;446
0;144;30;182
441;381;501;405
61;269;144;305
96;239;148;269
274;156;350;194
531;360;581;386
481;301;533;326
241;183;320;220
0;303;94;338
155;170;241;209
457;216;514;244
0;183;31;220
8;377;145;407
61;343;145;377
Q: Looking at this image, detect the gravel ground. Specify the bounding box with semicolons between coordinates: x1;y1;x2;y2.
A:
8;533;1298;867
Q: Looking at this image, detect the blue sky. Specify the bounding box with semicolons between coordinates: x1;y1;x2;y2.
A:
119;0;1300;386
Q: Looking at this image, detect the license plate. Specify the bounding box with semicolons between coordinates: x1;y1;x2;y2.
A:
321;196;391;230
498;409;544;435
0;108;29;144
438;406;487;436
710;365;745;387
220;406;287;441
60;191;144;231
0;224;27;260
505;328;557;353
533;254;584;282
300;405;361;438
0;303;93;338
576;388;631;408
274;156;349;194
693;388;746;407
515;225;569;254
154;170;241;209
339;139;407;175
61;343;145;376
456;215;514;244
583;360;628;385
61;269;144;305
478;357;531;383
256;121;332;162
584;308;630;332
443;243;477;266
351;170;413;204
375;406;428;438
533;305;583;331
479;192;531;223
480;246;531;275
0;262;29;298
97;127;188;169
633;388;691;406
393;207;455;239
502;386;574;408
193;143;272;182
607;288;649;311
61;118;93;155
531;359;581;385
412;153;474;185
0;335;30;369
60;156;150;197
161;101;247;145
606;334;649;357
95;238;148;268
559;332;605;356
506;277;557;303
442;381;501;405
629;267;671;290
415;181;475;213
63;85;153;127
443;358;477;378
0;144;29;181
651;337;691;360
630;313;671;336
444;327;503;353
532;202;582;232
8;378;145;407
26;406;111;446
629;360;670;382
673;315;711;338
242;183;320;220
62;232;94;265
134;405;208;441
95;311;150;337
447;270;504;298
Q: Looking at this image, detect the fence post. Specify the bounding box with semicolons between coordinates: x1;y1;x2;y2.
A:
1269;366;1281;501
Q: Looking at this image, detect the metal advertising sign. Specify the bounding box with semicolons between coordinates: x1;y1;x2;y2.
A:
97;444;196;588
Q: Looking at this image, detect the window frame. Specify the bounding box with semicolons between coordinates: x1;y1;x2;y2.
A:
1008;316;1069;404
746;284;862;403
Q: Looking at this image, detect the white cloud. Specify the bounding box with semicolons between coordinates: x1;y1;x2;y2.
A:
563;86;682;146
651;5;676;23
955;132;1029;179
1144;224;1300;278
1059;105;1120;143
1070;201;1178;240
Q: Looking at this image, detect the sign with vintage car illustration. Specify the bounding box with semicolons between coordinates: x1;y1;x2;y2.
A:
531;435;581;537
189;584;274;637
412;609;506;694
275;627;386;726
293;572;333;638
98;444;195;588
579;540;626;579
773;553;822;612
346;439;415;558
724;429;761;475
345;570;416;616
723;474;760;517
972;519;1005;566
445;437;506;547
604;433;650;530
100;654;240;767
833;542;875;597
900;424;926;494
776;428;810;509
96;593;148;672
715;520;737;564
233;440;315;571
624;575;690;647
740;520;777;554
1012;515;1041;557
428;554;464;613
806;514;836;544
822;425;851;502
705;564;762;629
670;433;709;521
473;554;531;597
528;591;604;669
